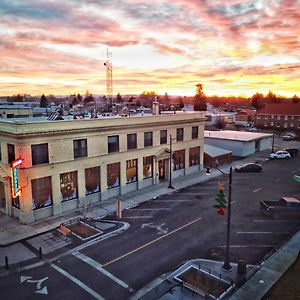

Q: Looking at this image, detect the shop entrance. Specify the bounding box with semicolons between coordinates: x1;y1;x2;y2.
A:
159;159;167;180
0;182;6;211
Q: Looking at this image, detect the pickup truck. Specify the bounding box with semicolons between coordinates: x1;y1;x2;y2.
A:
260;197;300;218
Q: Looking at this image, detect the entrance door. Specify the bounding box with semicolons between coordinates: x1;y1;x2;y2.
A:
0;182;6;210
159;159;166;180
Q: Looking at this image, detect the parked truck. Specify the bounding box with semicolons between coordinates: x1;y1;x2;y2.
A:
260;197;300;218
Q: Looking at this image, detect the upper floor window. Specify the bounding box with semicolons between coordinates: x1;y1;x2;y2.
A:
192;126;198;139
177;128;184;141
108;135;119;153
31;143;49;165
127;133;137;150
144;132;153;147
160;130;167;144
7;144;15;164
73;139;87;159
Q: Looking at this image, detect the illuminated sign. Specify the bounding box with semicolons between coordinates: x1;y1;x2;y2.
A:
10;158;22;198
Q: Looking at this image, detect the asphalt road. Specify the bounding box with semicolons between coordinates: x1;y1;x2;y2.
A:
1;152;300;300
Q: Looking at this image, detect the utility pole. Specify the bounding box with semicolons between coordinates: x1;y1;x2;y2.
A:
168;135;175;189
104;48;113;109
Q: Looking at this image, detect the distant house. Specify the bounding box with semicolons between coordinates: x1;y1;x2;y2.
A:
205;130;272;157
235;109;256;127
255;103;300;131
205;110;236;126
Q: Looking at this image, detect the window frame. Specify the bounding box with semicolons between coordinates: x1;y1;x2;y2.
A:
31;143;49;166
32;176;53;210
144;132;153;147
73;139;87;159
176;128;184;142
192;126;198;139
127;133;137;150
108;135;120;153
160;130;167;144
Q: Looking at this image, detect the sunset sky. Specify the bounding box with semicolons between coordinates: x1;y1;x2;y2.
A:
0;0;299;97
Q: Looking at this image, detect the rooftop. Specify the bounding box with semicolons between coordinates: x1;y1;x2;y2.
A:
204;130;273;142
258;103;300;115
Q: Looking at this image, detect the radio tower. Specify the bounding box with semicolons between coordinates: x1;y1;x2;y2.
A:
104;48;113;107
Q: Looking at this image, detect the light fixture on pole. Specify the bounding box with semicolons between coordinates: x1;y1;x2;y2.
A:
168;134;175;189
206;162;233;272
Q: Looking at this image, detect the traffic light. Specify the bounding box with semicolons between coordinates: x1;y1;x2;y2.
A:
214;183;227;215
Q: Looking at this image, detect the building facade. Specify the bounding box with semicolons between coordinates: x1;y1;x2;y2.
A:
255;103;300;131
0;112;205;224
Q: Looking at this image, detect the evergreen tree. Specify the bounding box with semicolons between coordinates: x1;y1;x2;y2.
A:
40;94;48;108
194;84;207;111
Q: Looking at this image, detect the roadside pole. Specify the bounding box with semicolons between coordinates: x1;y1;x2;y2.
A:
116;199;122;219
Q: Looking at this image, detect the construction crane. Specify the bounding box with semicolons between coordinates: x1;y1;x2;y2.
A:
104;49;113;108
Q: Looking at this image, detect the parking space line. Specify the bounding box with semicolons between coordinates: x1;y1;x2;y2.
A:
218;245;274;248
73;251;132;291
154;200;194;202
253;219;300;223
236;231;289;234
124;216;153;219
51;263;105;300
253;188;262;193
132;208;171;211
103;216;202;267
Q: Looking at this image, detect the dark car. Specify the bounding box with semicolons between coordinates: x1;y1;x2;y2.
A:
284;148;298;157
234;163;262;173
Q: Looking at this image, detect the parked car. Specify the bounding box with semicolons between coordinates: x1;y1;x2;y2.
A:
245;127;258;132
281;132;297;141
260;197;300;218
283;148;298;157
269;150;291;159
235;163;262;173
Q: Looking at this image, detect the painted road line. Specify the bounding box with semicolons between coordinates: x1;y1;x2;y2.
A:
253;188;262;193
154;200;194;202
236;231;289;234
132;208;171;211
124;216;153;219
275;178;280;182
51;263;105;300
218;245;275;248
73;252;132;291
103;216;202;267
253;219;300;223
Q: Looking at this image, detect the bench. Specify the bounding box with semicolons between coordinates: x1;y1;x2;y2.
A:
57;224;71;237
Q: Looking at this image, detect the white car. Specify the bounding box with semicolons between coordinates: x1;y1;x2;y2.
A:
269;151;291;159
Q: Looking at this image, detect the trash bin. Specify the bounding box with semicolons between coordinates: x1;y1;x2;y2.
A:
237;260;247;275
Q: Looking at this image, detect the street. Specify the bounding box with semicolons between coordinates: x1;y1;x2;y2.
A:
1;151;300;300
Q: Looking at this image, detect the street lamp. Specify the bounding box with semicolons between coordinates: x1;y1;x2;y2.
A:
168;134;175;189
206;163;233;272
271;129;275;153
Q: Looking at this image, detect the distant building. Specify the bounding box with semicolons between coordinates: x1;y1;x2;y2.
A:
255;103;300;131
205;130;272;157
205;110;236;126
235;109;256;127
204;144;232;167
0;103;33;118
0;111;205;224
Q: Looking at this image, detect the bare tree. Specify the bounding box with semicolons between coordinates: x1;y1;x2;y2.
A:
215;116;227;130
78;198;92;220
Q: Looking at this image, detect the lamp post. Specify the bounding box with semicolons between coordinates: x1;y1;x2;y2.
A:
271;129;275;153
168;134;175;189
206;164;233;272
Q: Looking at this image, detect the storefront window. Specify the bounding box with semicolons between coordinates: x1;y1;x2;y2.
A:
60;171;78;201
126;159;137;183
107;162;120;189
143;156;153;179
85;166;100;195
189;146;200;166
173;149;185;170
32;176;53;210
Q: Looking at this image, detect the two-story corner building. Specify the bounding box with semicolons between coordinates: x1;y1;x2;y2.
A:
0;111;206;224
255;103;300;131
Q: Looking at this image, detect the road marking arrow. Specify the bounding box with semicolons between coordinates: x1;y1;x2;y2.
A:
20;276;32;283
35;286;48;295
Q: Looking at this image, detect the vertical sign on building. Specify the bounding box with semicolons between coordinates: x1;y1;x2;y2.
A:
10;158;22;198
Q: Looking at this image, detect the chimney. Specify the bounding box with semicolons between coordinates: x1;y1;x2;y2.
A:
152;97;160;115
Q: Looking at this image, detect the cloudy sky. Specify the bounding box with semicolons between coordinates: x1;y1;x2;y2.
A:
0;0;299;97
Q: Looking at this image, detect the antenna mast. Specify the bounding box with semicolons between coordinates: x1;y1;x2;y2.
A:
104;48;113;107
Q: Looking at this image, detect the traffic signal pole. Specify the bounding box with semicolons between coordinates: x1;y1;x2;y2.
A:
222;167;232;271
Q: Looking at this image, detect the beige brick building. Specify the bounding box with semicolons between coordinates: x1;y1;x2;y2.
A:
0;111;206;224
